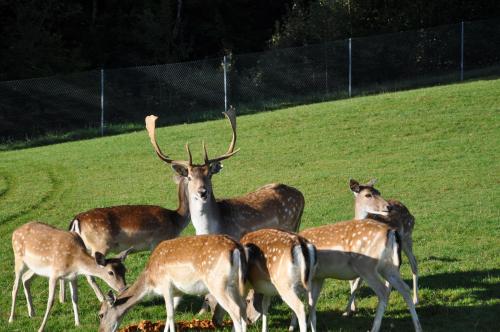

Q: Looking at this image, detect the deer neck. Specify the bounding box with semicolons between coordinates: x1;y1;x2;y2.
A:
174;180;190;231
79;254;109;279
188;192;222;235
111;273;150;320
354;202;368;220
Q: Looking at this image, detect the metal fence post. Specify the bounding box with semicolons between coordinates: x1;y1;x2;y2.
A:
100;68;104;136
223;55;228;112
324;43;329;95
460;21;464;81
348;38;352;97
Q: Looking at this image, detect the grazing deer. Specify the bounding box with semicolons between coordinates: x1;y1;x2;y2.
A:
61;174;190;303
98;234;248;332
9;222;129;332
345;178;418;316
294;220;422;332
241;229;317;332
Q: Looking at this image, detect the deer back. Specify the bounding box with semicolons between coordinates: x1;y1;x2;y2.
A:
300;219;396;280
218;183;305;239
241;228;315;291
71;204;188;254
144;234;244;286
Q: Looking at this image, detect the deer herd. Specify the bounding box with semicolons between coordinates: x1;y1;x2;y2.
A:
9;107;422;332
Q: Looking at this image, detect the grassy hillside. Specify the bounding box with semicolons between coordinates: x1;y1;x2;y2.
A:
0;78;499;331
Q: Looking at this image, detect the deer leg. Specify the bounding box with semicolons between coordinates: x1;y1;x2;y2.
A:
59;280;65;303
260;295;271;332
9;260;26;323
85;275;105;302
22;270;36;317
279;288;307;332
163;287;175;332
208;286;245;332
304;278;324;332
356;272;390;332
38;276;57;332
343;277;362;316
384;272;422;332
68;279;80;326
402;238;419;305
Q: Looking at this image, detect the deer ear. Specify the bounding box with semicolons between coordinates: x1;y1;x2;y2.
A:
209;162;223;175
172;174;184;184
95;252;107;266
106;290;117;305
117;247;133;262
349;179;360;193
171;164;188;177
367;178;378;187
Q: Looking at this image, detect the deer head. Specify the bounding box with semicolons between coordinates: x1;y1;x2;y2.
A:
349;178;392;219
145;107;238;206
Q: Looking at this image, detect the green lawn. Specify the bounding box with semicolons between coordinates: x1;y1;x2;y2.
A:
0;78;499;331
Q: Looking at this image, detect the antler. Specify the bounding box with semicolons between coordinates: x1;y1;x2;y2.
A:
203;106;240;164
366;178;378;187
145;115;191;166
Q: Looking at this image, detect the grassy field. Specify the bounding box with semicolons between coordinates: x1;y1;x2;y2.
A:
0;78;499;331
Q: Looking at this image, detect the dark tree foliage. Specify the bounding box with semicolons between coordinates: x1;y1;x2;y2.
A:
0;0;498;80
0;0;293;80
271;0;500;48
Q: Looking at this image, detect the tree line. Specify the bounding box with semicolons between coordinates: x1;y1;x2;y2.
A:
0;0;498;81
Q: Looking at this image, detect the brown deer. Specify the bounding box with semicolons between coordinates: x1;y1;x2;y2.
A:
146;108;305;319
98;234;248;332
9;222;129;332
345;178;418;316
241;229;317;332
60;174;190;303
294;220;422;332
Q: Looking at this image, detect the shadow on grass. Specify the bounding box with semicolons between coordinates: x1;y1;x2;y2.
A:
125;269;500;331
269;269;500;331
137;294;205;314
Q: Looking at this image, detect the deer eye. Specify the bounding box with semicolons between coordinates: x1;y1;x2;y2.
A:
365;193;372;198
108;271;115;276
99;313;104;319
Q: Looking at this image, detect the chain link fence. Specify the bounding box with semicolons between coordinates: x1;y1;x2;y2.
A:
1;18;499;142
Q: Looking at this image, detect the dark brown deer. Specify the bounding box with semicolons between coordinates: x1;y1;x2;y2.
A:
61;174;190;303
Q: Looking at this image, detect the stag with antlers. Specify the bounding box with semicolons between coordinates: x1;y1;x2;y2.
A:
145;107;305;240
146;107;305;323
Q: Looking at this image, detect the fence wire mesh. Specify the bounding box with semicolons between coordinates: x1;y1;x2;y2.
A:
1;19;499;141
